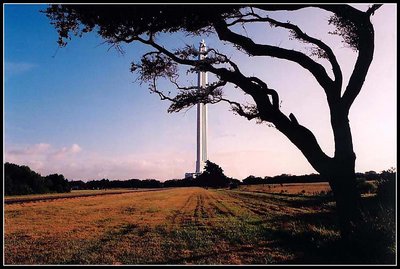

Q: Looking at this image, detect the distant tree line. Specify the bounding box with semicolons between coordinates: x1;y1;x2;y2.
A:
69;178;163;190
240;170;389;185
4;162;395;197
241;174;324;185
69;160;239;190
164;160;240;189
5;162;71;195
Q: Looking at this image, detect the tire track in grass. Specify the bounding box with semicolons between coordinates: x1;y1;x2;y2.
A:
200;190;280;263
226;190;311;218
207;192;236;218
197;192;220;220
167;190;198;227
217;190;274;219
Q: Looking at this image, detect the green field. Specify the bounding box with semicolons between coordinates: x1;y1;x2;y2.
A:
4;185;395;265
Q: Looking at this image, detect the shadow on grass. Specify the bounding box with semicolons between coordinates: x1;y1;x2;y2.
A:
267;192;335;208
270;226;396;264
266;197;396;264
227;191;395;264
230;190;335;209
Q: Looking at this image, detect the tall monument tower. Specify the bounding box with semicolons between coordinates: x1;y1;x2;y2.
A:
196;40;208;174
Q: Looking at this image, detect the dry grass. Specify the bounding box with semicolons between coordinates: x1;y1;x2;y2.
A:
4;185;394;265
4;188;159;204
239;182;332;196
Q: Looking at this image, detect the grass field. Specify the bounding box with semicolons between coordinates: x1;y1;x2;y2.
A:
4;188;163;204
4;184;395;265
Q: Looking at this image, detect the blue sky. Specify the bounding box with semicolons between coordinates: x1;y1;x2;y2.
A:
4;4;397;181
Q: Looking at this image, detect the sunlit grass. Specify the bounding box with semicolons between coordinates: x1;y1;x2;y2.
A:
4;185;394;264
238;182;332;196
4;188;159;204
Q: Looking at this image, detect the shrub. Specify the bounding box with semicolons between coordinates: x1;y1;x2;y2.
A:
356;178;377;194
376;168;396;207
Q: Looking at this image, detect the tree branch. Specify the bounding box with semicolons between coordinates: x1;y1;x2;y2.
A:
340;11;375;111
129;34;292;128
366;4;383;17
133;35;277;107
253;5;310;12
120;25;334;174
219;98;260;121
255;4;362;19
272;111;333;175
213;18;335;93
252;13;342;91
248;76;279;110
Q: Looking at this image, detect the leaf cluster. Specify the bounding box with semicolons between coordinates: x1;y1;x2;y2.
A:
44;5;242;47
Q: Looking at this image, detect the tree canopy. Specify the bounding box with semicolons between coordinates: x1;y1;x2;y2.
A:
44;5;382;124
195;160;231;188
5;162;71;195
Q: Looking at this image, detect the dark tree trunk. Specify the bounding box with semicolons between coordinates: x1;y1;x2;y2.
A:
327;107;363;241
271;107;364;240
327;169;362;241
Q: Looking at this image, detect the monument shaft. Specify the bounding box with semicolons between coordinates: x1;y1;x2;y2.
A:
196;40;208;173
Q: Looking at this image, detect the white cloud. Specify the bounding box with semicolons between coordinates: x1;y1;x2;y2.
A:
7;143;51;156
5;142;193;181
5;143;83;173
70;144;82;153
51;144;82;160
5;141;314;181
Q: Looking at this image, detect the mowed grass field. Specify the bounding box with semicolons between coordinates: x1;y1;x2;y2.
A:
4;184;370;264
4;188;161;204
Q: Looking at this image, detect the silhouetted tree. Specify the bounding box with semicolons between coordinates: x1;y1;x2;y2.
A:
376;168;396;206
141;179;163;188
5;162;71;195
364;170;378;181
69;180;87;190
242;175;265;185
195;160;231;188
44;4;384;240
5;162;42;195
44;173;71;193
126;178;142;188
204;160;224;177
164;177;196;188
228;177;241;189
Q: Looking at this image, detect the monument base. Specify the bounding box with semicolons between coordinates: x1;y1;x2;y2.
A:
184;172;201;179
